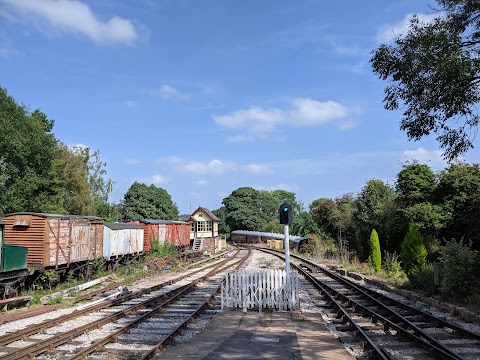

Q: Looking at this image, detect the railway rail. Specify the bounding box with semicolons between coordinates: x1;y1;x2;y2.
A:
0;248;250;360
258;247;480;360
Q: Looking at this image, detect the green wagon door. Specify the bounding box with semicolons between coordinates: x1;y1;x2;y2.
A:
0;221;28;272
2;244;28;272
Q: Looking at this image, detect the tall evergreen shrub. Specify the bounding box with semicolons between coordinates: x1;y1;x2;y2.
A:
400;224;427;278
369;229;381;272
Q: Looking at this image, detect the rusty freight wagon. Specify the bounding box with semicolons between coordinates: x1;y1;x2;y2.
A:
125;219;190;251
2;213;104;275
103;223;144;264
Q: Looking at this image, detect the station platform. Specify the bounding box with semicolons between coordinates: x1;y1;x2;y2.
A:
159;309;354;359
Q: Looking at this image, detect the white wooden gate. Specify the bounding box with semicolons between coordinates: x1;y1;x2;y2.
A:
222;269;299;311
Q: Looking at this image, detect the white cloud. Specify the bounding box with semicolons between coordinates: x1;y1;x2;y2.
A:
213;97;350;141
124;100;136;108
2;0;139;45
182;159;234;175
158;156;272;176
143;174;170;185
255;183;297;192
376;13;438;43
151;84;189;100
195;179;208;187
402;147;447;169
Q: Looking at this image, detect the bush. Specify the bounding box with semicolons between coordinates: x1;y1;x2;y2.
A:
382;251;402;276
369;229;381;272
151;241;178;258
409;263;436;293
439;239;480;300
400;224;427;278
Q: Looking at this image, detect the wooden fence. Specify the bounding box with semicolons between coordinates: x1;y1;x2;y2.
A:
221;269;299;311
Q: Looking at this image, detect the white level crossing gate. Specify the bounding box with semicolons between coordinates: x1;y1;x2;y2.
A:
221;269;299;311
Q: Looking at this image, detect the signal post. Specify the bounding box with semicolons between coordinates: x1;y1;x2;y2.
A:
279;202;292;273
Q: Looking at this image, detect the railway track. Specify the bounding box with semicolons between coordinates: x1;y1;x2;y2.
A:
0;248;250;360
258;248;480;360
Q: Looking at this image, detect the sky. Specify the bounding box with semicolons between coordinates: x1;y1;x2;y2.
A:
1;0;479;215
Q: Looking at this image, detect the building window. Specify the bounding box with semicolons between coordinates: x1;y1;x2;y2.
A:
190;223;195;232
206;221;212;232
197;221;206;232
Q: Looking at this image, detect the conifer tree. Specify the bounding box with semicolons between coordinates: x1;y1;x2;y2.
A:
369;229;381;272
400;224;427;277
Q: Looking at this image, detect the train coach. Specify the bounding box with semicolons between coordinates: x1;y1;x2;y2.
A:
230;230;310;252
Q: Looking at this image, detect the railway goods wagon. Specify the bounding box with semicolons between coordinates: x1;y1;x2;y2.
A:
103;223;144;262
2;213;104;272
0;221;28;298
125;219;190;250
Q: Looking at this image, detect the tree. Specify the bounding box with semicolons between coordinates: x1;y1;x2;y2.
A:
0;87;58;213
212;206;231;235
122;182;179;220
72;146;114;217
369;229;381;272
436;162;480;248
355;179;397;256
396;163;437;208
371;1;480;160
222;187;277;231
48;143;94;215
400;224;428;278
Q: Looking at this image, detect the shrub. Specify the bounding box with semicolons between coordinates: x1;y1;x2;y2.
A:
409;263;436;293
400;224;427;278
369;229;381;272
151;241;178;258
382;251;402;276
439;239;480;300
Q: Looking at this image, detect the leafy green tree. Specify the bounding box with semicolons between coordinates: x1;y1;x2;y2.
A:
222;187;277;231
48;143;94;215
122;182;179;220
369;229;381;272
436;162;480;249
439;239;480;299
291;210;319;237
0;87;58;213
73;146;114;217
396;163;437;207
270;189;302;215
401;224;428;278
355;179;397;256
371;1;480;160
212;206;231;235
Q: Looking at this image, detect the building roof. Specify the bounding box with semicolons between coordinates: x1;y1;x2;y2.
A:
104;223;144;230
2;212;104;222
187;206;220;222
140;219;189;225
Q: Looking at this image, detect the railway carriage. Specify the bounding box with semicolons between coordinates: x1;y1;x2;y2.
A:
230;230;309;252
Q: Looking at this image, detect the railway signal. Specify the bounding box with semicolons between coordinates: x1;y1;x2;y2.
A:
279;202;292;273
279;203;292;225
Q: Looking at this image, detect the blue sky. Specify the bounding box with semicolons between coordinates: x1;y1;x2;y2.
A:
1;0;479;215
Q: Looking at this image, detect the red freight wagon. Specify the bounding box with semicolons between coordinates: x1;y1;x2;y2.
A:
125;219;190;251
2;212;104;271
